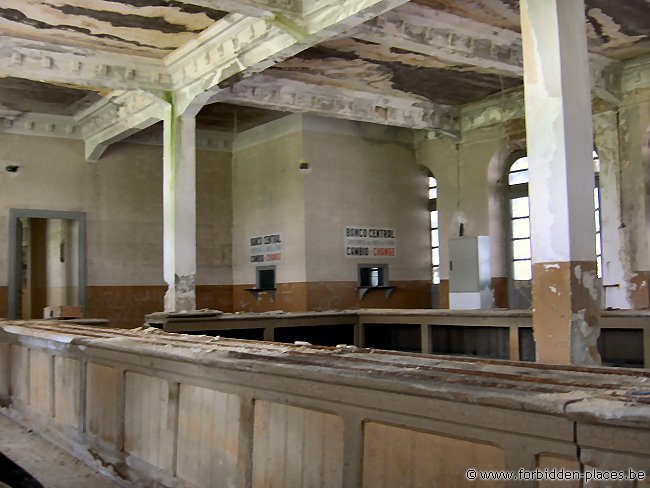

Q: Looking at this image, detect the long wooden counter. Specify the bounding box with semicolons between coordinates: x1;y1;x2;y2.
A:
1;320;650;487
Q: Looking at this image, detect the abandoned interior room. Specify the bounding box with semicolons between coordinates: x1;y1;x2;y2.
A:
1;0;650;486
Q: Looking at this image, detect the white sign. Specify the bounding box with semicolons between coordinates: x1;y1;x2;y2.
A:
250;233;282;264
344;226;396;258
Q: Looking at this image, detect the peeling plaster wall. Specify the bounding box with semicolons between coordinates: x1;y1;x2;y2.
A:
618;86;650;307
0;133;232;324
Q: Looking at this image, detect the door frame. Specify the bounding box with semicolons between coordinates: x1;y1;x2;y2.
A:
8;209;87;319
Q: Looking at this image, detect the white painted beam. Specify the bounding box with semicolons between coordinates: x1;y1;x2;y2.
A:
214;73;458;132
76;91;169;162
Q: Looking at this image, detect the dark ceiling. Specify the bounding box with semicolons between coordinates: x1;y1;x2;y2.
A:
197;103;290;132
0;78;101;115
0;0;228;57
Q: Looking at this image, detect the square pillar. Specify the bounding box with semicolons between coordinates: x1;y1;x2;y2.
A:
593;111;635;309
521;0;601;365
163;112;197;312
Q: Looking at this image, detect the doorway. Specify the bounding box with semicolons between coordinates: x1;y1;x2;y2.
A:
8;209;86;319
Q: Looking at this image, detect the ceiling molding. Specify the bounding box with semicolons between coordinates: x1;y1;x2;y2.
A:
354;4;523;76
0;36;171;92
215;73;459;132
75;90;169;162
171;0;411;115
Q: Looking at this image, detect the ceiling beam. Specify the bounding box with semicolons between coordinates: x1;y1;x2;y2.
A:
170;0;411;115
75;90;169;162
0;37;171;92
353;4;523;76
213;73;459;132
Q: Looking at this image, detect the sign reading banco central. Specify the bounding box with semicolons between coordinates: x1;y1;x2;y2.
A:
344;226;396;258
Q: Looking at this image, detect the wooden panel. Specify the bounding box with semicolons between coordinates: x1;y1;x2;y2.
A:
29;350;52;416
177;384;242;487
10;345;29;403
124;372;174;472
252;401;344;488
54;356;80;428
362;422;507;488
0;342;9;397
537;455;580;487
86;363;118;445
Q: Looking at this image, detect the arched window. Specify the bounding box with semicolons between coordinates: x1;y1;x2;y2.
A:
506;151;603;282
429;175;440;284
507;154;532;281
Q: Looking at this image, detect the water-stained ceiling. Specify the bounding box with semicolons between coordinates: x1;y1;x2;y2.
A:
0;0;649;129
0;0;228;58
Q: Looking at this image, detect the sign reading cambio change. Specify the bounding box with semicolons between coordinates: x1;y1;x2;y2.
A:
250;233;282;264
345;226;396;258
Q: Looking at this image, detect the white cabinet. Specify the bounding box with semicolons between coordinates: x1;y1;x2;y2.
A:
448;236;493;309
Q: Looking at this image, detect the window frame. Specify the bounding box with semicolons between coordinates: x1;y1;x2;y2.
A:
256;265;276;291
358;264;389;288
505;151;532;283
504;150;604;284
428;174;440;285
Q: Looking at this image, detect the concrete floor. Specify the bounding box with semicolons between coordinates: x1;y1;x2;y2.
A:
0;413;118;488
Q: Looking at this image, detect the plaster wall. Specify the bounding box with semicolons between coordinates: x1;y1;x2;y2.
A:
416;125;508;282
0;133;232;323
231;116;306;287
302;118;429;283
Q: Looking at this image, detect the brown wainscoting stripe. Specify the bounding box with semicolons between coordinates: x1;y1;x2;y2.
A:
491;277;508;309
86;285;166;329
233;283;308;313
306;281;432;311
196;285;233;313
438;280;449;309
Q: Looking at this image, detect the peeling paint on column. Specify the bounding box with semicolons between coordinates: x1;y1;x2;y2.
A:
569;262;601;366
164;274;196;312
532;261;601;366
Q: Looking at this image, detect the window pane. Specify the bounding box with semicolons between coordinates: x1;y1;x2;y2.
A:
511;197;530;218
593;188;600;210
593;151;600;173
429;176;437;188
513;239;531;260
431;230;439;247
509;170;529;185
430;210;438;229
510;157;528;172
433;268;440;285
595;210;600;232
429;187;438;199
512;218;530;239
432;247;440;266
595;235;601;255
597;256;602;279
514;260;532;281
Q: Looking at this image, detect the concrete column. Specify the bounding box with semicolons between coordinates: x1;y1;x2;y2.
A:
163;112;197;312
521;0;601;365
593;111;634;309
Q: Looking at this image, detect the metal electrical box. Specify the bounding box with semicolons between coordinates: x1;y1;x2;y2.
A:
449;236;492;309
